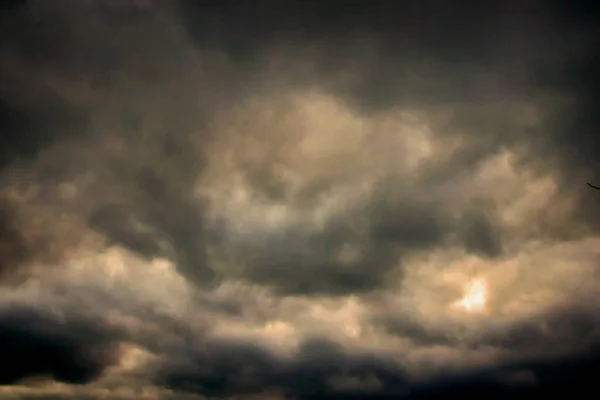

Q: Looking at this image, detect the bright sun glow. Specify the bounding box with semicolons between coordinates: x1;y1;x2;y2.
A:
454;278;488;313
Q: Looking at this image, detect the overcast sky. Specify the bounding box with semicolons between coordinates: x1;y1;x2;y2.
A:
0;0;599;399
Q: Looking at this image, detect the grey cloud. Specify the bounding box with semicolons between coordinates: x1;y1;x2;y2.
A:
368;195;448;248
39;278;213;357
88;154;479;297
478;307;600;355
212;184;511;295
0;1;217;286
0;72;89;171
370;305;600;398
208;192;456;296
177;1;513;67
377;301;600;359
459;210;504;259
0;0;579;296
176;0;576;112
157;336;408;398
178;0;599;236
375;313;454;348
0;199;29;283
87;172;215;288
1;1;599;398
0;196;84;285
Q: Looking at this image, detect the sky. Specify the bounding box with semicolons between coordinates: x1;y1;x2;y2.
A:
0;0;599;399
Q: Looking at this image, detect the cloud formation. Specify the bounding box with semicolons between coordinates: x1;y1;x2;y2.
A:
0;0;599;399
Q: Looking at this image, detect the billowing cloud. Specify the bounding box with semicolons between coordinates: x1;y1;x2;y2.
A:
0;0;599;399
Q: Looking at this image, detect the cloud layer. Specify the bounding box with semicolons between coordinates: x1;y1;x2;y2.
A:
0;0;599;399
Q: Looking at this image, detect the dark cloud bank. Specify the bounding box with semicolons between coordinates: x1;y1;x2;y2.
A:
0;307;119;385
1;0;600;399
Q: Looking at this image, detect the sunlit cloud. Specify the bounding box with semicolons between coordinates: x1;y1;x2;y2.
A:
453;278;488;313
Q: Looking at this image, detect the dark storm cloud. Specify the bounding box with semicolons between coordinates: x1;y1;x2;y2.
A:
409;346;600;400
157;336;408;398
179;0;600;228
0;307;119;385
177;0;564;108
1;3;599;398
155;319;600;399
